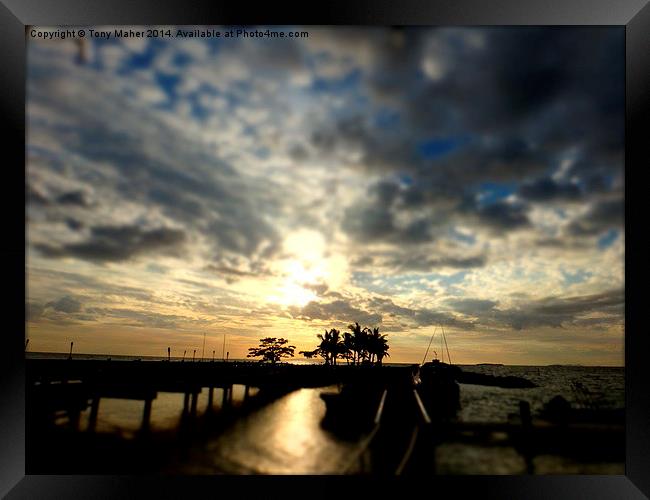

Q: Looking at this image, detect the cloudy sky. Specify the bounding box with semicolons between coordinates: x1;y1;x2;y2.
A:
26;26;624;365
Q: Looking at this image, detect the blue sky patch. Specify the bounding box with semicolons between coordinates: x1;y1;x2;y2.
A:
374;108;400;130
598;229;619;250
418;136;463;159
311;69;361;93
562;268;593;285
476;182;517;207
155;72;181;100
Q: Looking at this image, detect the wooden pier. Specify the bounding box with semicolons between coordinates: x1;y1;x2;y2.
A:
26;359;624;474
26;358;422;434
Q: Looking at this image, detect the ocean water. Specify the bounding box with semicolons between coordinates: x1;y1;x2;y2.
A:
457;364;624;422
29;353;624;474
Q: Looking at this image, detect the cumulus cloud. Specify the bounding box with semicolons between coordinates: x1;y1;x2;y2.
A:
45;295;82;313
568;198;624;236
518;177;582;202
291;299;382;326
35;225;186;263
364;296;474;330
453;289;624;331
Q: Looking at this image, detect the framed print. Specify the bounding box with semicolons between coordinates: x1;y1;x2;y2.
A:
2;0;649;498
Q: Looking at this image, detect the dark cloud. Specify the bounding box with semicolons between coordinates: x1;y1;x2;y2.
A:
568;198;623;236
65;218;84;231
519;177;582;202
417;289;625;332
488;289;623;330
310;28;622;253
535;236;592;250
26;302;45;320
385;253;487;273
291;299;382;326
368;296;475;329
532;289;623;316
473;201;531;231
45;295;82;313
446;298;498;314
309;28;622;171
204;262;275;284
341;179;440;245
411;309;474;329
56;190;92;207
205;264;258;279
35;225;186;263
367;297;415;317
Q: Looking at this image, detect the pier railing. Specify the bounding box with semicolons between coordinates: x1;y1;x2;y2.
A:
340;388;388;474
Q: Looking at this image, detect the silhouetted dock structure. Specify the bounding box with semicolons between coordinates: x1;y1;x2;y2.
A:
26;358;623;474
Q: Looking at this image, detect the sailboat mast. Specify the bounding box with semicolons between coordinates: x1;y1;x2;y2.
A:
421;325;438;366
441;324;452;365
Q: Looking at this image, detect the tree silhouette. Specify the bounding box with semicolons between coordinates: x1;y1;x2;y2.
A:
301;323;389;367
367;327;390;365
300;329;346;366
319;328;345;366
247;337;295;364
347;322;370;365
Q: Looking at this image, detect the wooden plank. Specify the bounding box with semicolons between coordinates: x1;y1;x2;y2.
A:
413;389;432;425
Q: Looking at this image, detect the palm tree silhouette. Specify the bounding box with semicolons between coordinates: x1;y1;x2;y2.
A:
302;322;390;367
369;327;390;365
317;328;344;366
347;322;371;365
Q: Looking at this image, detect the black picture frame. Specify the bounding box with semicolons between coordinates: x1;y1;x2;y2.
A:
2;1;648;498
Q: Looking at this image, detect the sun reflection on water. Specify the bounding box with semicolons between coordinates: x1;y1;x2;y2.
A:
201;387;358;474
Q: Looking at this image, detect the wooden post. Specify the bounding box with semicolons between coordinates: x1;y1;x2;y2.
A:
192;350;196;362
208;387;214;407
183;392;190;414
519;400;534;474
221;387;229;407
68;408;81;431
68;341;74;360
141;398;153;432
190;391;198;415
88;396;100;432
167;347;171;362
243;385;250;402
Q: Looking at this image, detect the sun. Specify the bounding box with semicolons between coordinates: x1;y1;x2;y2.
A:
268;260;322;307
266;230;328;307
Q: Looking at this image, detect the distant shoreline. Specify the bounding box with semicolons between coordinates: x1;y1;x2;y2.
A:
24;351;625;369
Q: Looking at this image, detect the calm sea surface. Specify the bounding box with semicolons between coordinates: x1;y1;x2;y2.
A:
28;353;624;474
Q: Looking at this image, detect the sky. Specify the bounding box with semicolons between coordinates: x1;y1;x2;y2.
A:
26;26;624;365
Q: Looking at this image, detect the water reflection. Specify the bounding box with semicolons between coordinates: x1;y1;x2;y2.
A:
182;387;360;474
